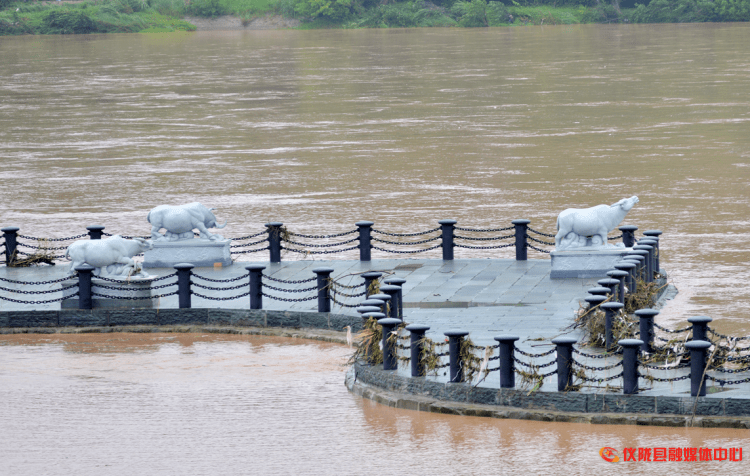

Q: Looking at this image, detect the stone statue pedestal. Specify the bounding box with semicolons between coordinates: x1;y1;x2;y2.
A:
61;276;157;309
550;248;632;279
142;238;232;268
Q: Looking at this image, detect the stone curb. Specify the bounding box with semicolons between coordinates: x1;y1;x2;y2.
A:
348;363;750;428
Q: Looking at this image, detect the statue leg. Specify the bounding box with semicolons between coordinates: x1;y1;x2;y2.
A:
151;226;163;241
554;229;567;249
195;222;215;240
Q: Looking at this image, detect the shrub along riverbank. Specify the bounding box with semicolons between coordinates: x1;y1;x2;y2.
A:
1;0;748;35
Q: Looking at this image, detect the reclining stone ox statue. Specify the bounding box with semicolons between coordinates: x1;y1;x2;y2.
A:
66;236;153;277
555;196;639;251
147;202;227;242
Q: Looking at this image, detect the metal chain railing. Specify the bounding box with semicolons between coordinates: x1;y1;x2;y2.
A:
192;291;251;301
370;236;441;246
515;347;556;358
454;234;514;241
455;226;514;233
371;245;442;254
18;234;87;241
0;292;80;304
261;292;316;303
371;227;441;237
230;231;266;241
513;355;556;368
526;244;551;254
192;273;247;283
455;243;514;250
654;323;693;334
527;228;556;238
288;230;357;239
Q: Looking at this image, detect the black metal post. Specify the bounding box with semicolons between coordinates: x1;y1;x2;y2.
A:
614;261;637;296
362;271;382;297
384;277;406;320
597;278;620;301
379;317;401;371
369;293;391;317
619;225;638;248
552;337;577;392
445;329;469;383
512;219;530;261
406;324;430;377
174;263;194;309
1;226;19;265
602;302;624;350
584;295;608;312
626;252;648;282
494;335;519;389
686;340;712;397
688;316;713;341
86;225;105;240
356;306;382;321
439;219;457;261
75;264;95;310
639;238;659;279
246;264;265;310
356;221;373;262
266;222;283;263
619;339;643;395
313;267;334;313
379;284;402;320
606;270;629;305
633;245;654;283
635;309;659;353
643;230;662;273
587;286;610;296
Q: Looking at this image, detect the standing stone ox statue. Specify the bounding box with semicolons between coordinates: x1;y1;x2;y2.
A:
65;236;152;276
555;196;639;250
147;202;227;242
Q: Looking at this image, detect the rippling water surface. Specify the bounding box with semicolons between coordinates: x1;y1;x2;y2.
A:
0;334;746;475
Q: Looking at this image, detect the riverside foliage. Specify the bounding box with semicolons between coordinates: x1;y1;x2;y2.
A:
0;0;748;35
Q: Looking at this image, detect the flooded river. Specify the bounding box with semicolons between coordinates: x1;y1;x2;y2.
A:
1;24;749;471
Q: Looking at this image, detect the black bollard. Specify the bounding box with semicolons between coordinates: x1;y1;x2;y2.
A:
587;286;611;296
688;316;713;342
632;245;654;283
174;263;194;309
635;309;659;353
313;267;334;313
406;324;430;377
584;295;608;312
619;225;638;248
439;219;457;261
1;226;19;265
246;264;265;310
626;252;648;282
356;306;382;322
379;318;402;371
512;219;530;261
444;329;470;383
686;340;712;397
606;270;629;305
494;335;520;389
86;225;105;240
356;221;374;262
643;230;662;273
379;285;402;320
384;277;406;320
362;271;382;297
614;261;637;296
552;337;577;392
369;293;392;317
618;339;644;395
597;278;620;301
362;311;385;324
601;302;624;350
266;222;283;263
639;238;659;279
75;264;95;310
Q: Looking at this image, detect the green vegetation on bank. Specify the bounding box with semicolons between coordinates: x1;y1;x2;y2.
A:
1;0;748;36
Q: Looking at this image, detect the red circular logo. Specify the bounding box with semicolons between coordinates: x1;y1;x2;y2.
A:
600;447;619;463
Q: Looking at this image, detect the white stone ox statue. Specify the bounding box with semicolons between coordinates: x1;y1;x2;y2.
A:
555;196;639;251
65;236;153;277
147;202;227;242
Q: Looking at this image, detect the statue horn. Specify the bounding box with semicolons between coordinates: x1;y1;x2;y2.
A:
215;220;227;229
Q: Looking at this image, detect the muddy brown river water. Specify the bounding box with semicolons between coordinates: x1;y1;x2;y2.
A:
1;23;749;472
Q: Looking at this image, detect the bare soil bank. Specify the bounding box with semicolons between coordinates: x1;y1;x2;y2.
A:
183;14;301;31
